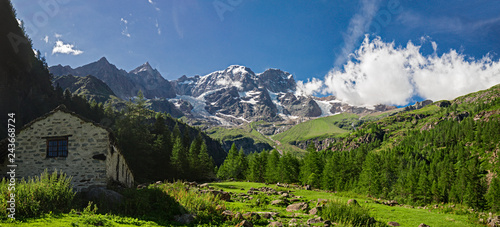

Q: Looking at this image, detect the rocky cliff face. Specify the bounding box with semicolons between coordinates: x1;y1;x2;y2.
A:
49;58;176;100
128;62;176;98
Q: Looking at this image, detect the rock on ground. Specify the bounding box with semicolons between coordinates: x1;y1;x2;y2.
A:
236;220;253;227
286;202;308;212
387;221;400;226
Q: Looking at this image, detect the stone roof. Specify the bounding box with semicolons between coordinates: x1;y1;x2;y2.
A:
0;104;117;160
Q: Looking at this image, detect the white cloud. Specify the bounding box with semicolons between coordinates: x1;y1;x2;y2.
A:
43;36;49;43
320;36;500;106
54;33;62;38
156;19;161;35
295;78;323;97
335;0;382;66
120;18;131;37
147;0;160;11
52;40;83;55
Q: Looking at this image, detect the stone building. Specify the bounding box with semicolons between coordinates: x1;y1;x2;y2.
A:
0;105;134;191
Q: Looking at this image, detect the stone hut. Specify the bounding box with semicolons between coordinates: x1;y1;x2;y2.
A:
0;105;134;191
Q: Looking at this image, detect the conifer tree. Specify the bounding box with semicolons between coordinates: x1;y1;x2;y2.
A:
265;149;280;183
486;177;500;212
198;140;214;180
171;136;187;178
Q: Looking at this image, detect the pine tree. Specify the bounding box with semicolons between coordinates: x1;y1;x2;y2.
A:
187;134;203;177
265;149;280;183
198;140;215;180
486;177;500;212
171;136;187;179
237;147;248;179
217;143;239;180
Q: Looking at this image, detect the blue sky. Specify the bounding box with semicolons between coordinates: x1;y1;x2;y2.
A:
11;0;500;105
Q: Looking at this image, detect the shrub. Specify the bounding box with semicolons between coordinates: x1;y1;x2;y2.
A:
158;181;226;224
119;186;180;222
0;170;75;219
320;199;385;227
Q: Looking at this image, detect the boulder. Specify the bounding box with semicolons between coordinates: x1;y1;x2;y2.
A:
257;212;278;219
236;220;253;227
305;185;311;190
243;212;261;220
198;183;209;188
209;190;231;201
488;215;500;227
418;224;430;227
286;202;308;212
384;200;398;206
222;210;234;218
86;187;123;209
324;220;333;227
271;199;287;206
234;212;244;220
387;221;400;226
307;217;323;224
268;221;283;227
309;206;322;215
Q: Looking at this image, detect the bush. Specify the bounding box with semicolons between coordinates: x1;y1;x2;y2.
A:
320;199;385;227
119;186;180;222
158;181;226;224
0;170;75;219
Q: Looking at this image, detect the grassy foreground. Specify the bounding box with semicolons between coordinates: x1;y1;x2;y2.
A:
0;181;486;226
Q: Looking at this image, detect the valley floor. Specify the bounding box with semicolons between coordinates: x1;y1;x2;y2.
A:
0;181;488;227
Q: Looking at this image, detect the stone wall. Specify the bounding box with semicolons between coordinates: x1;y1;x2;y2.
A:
106;144;134;188
0;110;134;191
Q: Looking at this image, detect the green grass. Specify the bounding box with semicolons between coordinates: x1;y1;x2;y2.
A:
206;123;276;148
207;181;483;227
273;113;358;143
0;181;486;226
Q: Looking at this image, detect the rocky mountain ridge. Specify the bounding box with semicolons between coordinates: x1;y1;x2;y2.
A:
49;57;176;100
49;58;396;128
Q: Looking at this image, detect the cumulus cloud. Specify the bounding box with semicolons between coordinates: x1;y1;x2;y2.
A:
320;36;500;106
335;0;382;66
43;36;49;43
54;33;62;38
296;78;323;97
52;40;83;55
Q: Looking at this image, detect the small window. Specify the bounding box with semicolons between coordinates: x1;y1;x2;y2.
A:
47;137;68;158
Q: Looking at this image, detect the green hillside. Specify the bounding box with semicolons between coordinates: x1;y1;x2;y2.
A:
272;113;359;143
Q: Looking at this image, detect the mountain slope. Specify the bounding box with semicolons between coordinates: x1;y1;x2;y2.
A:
53;75;117;103
49;58;176;99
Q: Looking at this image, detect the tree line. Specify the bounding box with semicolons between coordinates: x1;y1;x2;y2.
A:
217;105;500;212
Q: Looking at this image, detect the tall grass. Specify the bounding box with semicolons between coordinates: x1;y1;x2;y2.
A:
0;170;75;219
118;185;180;223
320;199;386;227
158;181;226;224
